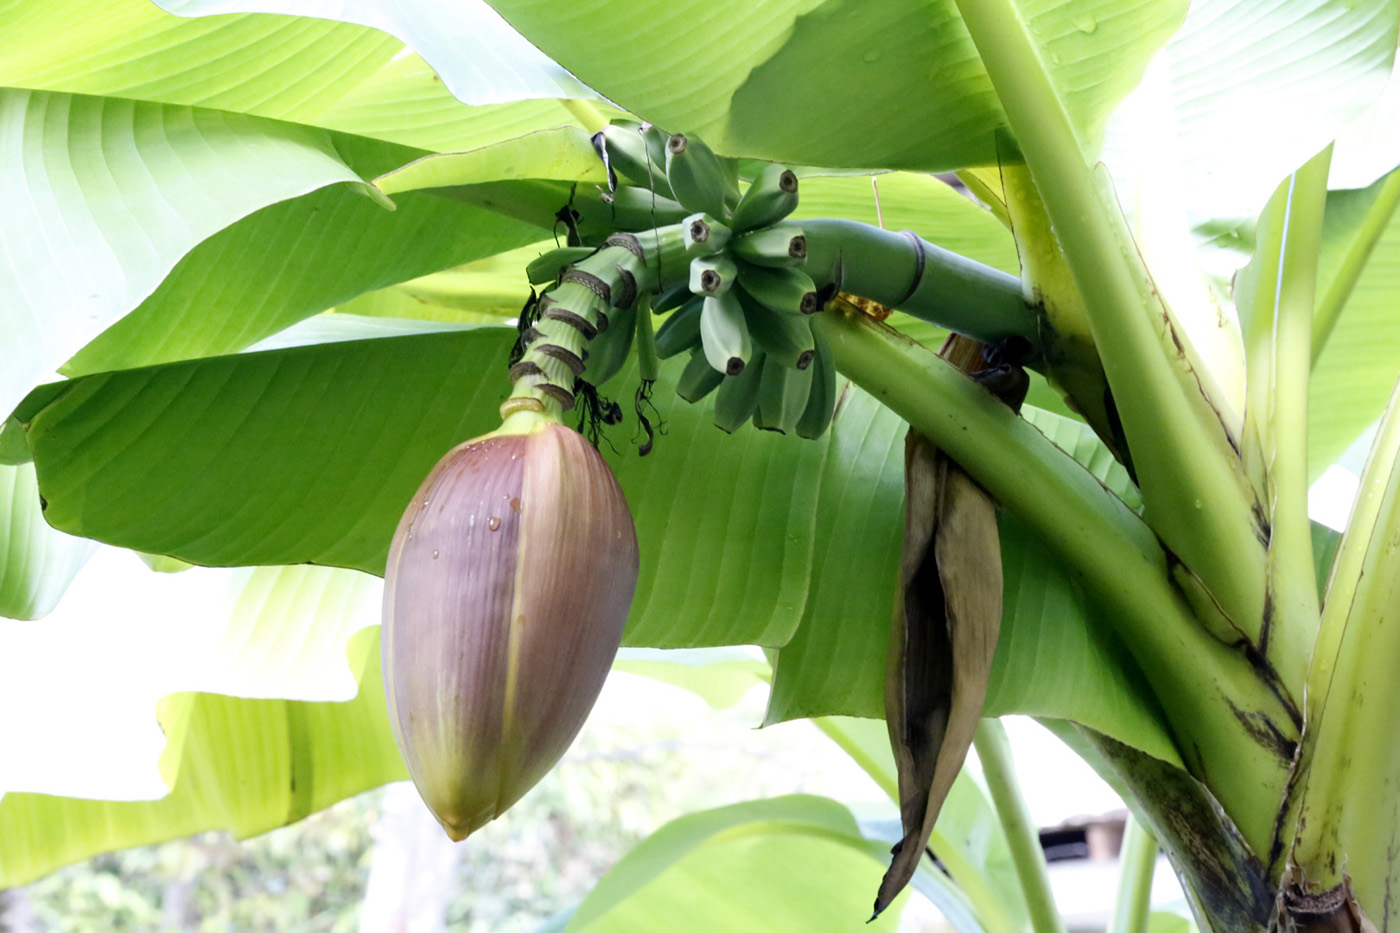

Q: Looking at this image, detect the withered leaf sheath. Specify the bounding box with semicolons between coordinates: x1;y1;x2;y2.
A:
874;335;1008;917
382;422;639;841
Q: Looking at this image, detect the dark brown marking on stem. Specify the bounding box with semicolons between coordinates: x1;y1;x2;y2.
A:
535;344;586;376
606;232;645;260
893;231;926;307
561;268;611;304
537;383;576;411
541;304;597;340
613;267;637;309
1227;698;1298;762
508;361;545;382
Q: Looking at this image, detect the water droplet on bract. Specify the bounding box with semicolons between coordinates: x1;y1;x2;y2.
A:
862;49;881;63
1073;14;1096;33
509;497;522;513
488;516;501;531
432;549;439;559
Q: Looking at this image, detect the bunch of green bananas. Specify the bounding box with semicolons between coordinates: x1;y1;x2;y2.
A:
591;122;838;439
515;123;839;441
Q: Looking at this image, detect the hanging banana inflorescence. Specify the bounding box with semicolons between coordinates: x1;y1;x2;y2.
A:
381;123;1043;890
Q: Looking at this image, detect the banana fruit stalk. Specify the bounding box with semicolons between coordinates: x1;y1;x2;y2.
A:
382;418;639;840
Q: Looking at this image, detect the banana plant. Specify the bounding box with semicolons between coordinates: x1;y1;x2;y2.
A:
1;0;1399;931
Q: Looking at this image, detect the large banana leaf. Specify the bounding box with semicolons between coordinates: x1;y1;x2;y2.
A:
60;180;544;375
1104;0;1398;230
1310;176;1400;476
564;795;912;930
0;626;404;888
445;0;1182;170
0;463;96;620
0;89;378;423
154;0;594;104
0;560;381;801
0;1;399;121
0;2;615;155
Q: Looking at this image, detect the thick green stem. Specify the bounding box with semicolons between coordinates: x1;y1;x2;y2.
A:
950;0;1270;654
1108;816;1159;933
1312;167;1400;360
800;219;1038;343
974;720;1066;933
1239;148;1331;698
1284;378;1400;907
816;307;1293;855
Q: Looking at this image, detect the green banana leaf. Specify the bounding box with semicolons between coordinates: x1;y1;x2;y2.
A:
311;59;608;155
563;795;911;931
0;560;381;802
0;626;404;889
153;0;594;104
613;649;771;710
374;126;608;194
0;88;378;422
1310;175;1400;476
477;0;1183;171
337;243;554;322
0;462;96;620
1104;0;1397;229
0;2;615;156
0;2;400;121
59;175;545;375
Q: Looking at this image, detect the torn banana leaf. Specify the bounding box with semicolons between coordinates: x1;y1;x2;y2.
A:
875;334;1023;917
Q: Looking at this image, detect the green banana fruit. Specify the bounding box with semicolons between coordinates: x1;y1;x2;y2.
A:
665;133;730;219
653;297;704;359
690;253;739;296
713;351;767;433
729;163;799;232
740;293;815;370
796;327;838;439
730;223;807;267
736;262;820;315
700;290;752;376
684;213;732;256
582;301;637;387
754;354;814;434
526;246;598;286
594;122;673;197
676;347;725;403
572;185;689;234
640;123;670;175
651;281;693;314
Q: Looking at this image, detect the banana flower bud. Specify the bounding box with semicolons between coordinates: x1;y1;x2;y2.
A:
382;420;639;840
